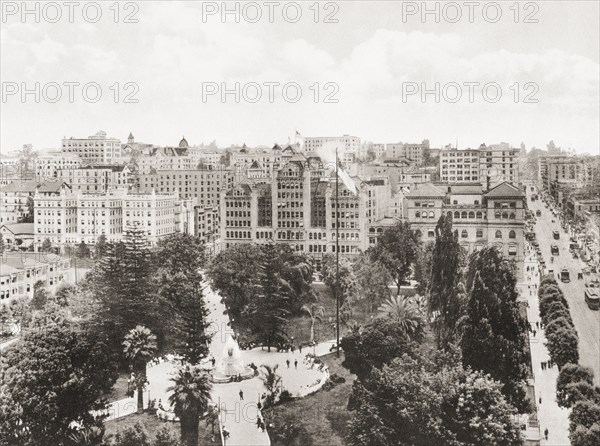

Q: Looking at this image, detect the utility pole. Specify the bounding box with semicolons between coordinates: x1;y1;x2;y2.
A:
335;147;340;357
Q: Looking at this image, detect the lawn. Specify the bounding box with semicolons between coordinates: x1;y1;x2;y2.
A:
262;353;356;446
104;412;218;445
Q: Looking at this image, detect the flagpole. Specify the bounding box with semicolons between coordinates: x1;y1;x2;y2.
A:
335;147;340;357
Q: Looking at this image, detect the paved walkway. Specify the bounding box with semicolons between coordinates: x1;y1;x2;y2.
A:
521;248;571;446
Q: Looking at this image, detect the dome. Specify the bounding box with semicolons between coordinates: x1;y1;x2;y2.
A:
179;136;188;148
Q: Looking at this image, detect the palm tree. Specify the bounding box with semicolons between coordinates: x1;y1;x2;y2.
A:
377;295;425;341
204;404;219;441
122;325;158;414
168;365;213;446
301;303;325;344
259;364;282;408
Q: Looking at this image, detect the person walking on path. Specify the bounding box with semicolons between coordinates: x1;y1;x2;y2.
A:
294;359;298;369
239;389;244;400
286;359;290;368
544;428;549;440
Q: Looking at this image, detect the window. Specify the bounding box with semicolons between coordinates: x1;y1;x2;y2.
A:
476;230;483;238
415;211;420;218
461;230;468;238
509;230;516;239
429;211;435;218
461;211;467;219
454;211;460;219
468;212;475;218
495;230;502;239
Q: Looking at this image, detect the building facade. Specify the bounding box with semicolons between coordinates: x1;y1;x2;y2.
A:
61;130;122;165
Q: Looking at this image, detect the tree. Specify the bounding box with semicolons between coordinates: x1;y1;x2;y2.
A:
260;364;283;408
113;422;150;446
0;233;5;254
322;254;358;306
54;283;77;308
77;241;91;259
206;243;262;318
161;274;211;365
545;326;579;369
95;234;108;258
413;240;434;295
341;318;417;379
348;347;523;446
41;238;52;253
243;243;291;351
571;423;600;446
156;233;206;283
204;406;219;441
460;247;531;413
31;280;49;310
19;196;34;224
557;364;596;408
0;323;116;446
90;225;161;353
570;400;600;434
369;221;420;293
428;214;465;348
301;303;325;344
168;365;212;446
377;295;425;342
122;326;158;414
353;253;392;313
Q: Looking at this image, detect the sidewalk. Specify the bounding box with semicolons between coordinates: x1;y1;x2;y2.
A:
521;251;571;446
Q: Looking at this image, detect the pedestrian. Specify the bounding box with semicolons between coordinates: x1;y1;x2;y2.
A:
286;359;290;368
299;344;302;353
536;321;540;329
256;416;262;429
544;428;548;440
239;389;244;400
533;330;537;337
257;400;262;410
294;359;298;369
539;396;542;405
211;357;216;367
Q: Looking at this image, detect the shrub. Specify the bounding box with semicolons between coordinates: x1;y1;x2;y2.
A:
543;305;572;326
570;400;600;433
570;423;600;446
154;425;181;446
540;297;568;320
113;422;151;446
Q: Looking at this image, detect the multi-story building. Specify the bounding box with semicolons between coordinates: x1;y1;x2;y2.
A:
302;135;361;164
1;180;70;224
61;130;122;165
56;165;133;193
544;156;599;192
33;188;180;249
405;181;526;276
0;253;72;303
220;151;384;269
384;140;430;164
439;144;519;188
34;152;82;181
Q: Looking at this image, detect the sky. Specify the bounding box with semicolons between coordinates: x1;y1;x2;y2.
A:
1;1;599;154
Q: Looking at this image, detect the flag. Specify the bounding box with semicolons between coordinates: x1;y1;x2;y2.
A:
295;130;301;136
337;162;357;195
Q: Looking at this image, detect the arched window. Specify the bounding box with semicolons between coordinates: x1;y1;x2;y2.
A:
461;230;468;238
476;230;483;238
429;211;435;218
509;230;516;239
476;211;482;219
509;213;516;219
415;211;420;218
495;230;502;239
502;212;508;219
495;211;501;219
461;211;467;219
454;211;460;219
468;211;475;218
447;211;452;217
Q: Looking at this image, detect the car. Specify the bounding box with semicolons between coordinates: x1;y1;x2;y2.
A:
536;210;542;217
532;241;539;247
560;269;570;283
551;244;559;255
584;282;600;310
553;230;560;240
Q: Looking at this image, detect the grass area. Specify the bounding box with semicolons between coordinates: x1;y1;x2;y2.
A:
104;412;218;445
262;353;355;446
104;372;130;402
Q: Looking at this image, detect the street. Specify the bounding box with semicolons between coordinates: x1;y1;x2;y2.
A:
527;188;600;384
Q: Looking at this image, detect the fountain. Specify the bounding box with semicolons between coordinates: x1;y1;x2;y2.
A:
211;335;255;383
